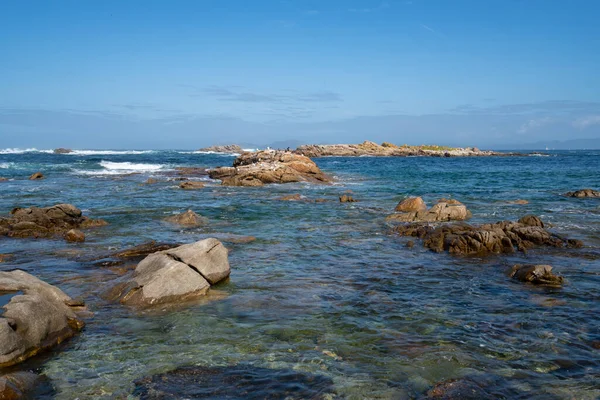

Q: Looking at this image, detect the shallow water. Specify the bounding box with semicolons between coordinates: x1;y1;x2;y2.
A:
1;149;599;399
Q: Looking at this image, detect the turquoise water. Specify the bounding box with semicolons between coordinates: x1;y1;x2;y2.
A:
0;149;599;399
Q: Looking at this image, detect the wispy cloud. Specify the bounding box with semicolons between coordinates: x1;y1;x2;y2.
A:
198;85;342;104
348;2;389;13
420;24;436;33
450;100;600;115
573;115;600;129
517;117;553;134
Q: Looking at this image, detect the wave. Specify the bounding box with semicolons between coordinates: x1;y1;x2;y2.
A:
65;150;155;155
73;161;166;176
0;148;53;154
0;162;13;169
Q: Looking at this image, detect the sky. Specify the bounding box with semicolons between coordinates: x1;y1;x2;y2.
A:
1;0;599;149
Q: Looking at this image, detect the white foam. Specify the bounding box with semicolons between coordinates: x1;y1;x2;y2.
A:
66;150;155;155
72;161;166;176
0;148;53;154
0;162;13;169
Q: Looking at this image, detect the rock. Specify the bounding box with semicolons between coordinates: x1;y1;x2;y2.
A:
395;197;427;212
507;199;529;205
1;204;107;239
173;167;208;177
179;181;205;189
208;150;331;186
144;178;158;184
339;195;357;203
295;142;505;158
0;372;52;399
426;378;491;399
0;254;12;263
112;241;180;259
28;172;44;180
53;148;72;154
388;199;471;223
0;177;8;182
0;270;85;367
510;264;563;285
406;240;415;248
198;144;244;154
108;238;230;307
564;188;600;198
393;216;579;256
164;210;206;226
277;194;303;201
64;229;85;243
518;215;545;228
132;364;336;399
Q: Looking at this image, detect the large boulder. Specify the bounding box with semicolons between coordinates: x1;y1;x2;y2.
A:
388;199;471;223
0;204;107;239
164;210;206;226
393;217;582;256
108;238;230;307
564;188;600;198
208;150;331;186
509;264;563;285
0;270;85;367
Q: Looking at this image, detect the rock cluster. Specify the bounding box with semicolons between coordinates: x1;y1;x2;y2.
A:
564;188;600;198
387;198;471;223
393;215;582;256
208;150;331;186
0;270;85;367
509;264;563;285
295;141;503;157
198;144;243;154
107;238;230;308
0;204;107;239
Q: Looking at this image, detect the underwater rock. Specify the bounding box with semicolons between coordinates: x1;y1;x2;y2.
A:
164;210;206;226
388;199;471;223
198;144;243;154
132;364;336;399
0;270;85;367
0;204;107;239
425;377;491;399
564;188;600;198
277;194;303;201
208;150;331;186
393;216;580;256
144;178;158;184
64;229;85;243
0;372;53;399
28;172;44;180
509;264;564;285
179;181;205;189
108;238;230;307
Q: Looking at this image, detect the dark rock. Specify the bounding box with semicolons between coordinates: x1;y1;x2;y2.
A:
1;204;107;239
564;189;600;198
426;378;491;399
112;241;180;259
208;150;331;186
28;172;44;180
132;364;336;400
164;210;206;226
339;195;357;203
0;270;85;367
510;264;564;285
53;148;72;154
0;372;53;399
64;229;85;243
406;240;415;248
179;181;205;190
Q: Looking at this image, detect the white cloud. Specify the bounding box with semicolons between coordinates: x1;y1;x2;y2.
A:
573;115;600;129
517;117;553;134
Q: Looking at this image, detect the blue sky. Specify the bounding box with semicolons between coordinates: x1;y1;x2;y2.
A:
1;0;599;149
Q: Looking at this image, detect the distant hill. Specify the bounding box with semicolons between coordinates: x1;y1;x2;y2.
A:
494;138;600;150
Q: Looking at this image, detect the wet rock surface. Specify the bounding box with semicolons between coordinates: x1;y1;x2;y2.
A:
164;210;207;226
107;238;230;308
28;172;44;180
179;181;205;189
0;371;54;399
132;364;336;400
208;150;331;186
564;188;600;198
0;204;107;239
64;229;85;243
510;264;564;285
0;270;85;367
388;199;471;223
393;216;582;256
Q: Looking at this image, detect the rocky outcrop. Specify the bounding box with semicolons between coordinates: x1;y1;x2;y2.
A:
164;210;206;226
564;188;600;198
509;264;563;285
173;167;208;177
0;204;107;239
388;199;471;223
295;141;505;157
179;181;205;189
107;238;230;308
28;172;44;180
393;216;582;256
198;144;244;154
0;270;85;367
53;148;72;154
208;150;331;186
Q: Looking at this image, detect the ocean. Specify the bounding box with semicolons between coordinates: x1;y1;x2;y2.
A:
0;148;599;399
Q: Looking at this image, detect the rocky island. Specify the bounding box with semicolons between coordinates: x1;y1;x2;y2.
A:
197;144;244;154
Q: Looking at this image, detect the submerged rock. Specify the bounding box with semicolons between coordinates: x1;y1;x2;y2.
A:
339;194;357;203
0;177;8;182
179;181;205;190
277;194;303;201
0;372;53;399
64;229;85;243
426;378;492;399
0;204;107;240
28;172;44;180
108;238;230;307
388;199;471;223
198;144;243;154
564;188;600;198
393;216;581;256
164;210;206;226
208;150;331;186
132;364;336;399
0;270;85;367
509;264;564;285
144;178;159;184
